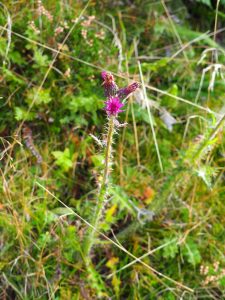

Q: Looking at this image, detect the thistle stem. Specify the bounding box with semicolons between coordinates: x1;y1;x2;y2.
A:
83;116;115;261
103;116;114;184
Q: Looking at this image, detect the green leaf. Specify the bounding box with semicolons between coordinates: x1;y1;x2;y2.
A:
9;51;25;64
52;148;73;172
141;58;169;72
52;207;73;216
14;106;35;121
26;87;52;106
37;232;51;248
196;0;212;8
91;154;104;168
0;37;7;56
68;95;101;113
62;226;81;261
175;25;222;50
86;264;108;298
162;238;178;259
134;104;156;126
196;165;218;189
165;292;176;300
108;185;135;213
33;49;50;67
219;276;225;287
161;84;178;109
181;238;201;266
3;68;24;84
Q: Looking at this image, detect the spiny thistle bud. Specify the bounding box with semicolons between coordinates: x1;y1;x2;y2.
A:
118;82;140;99
101;71;118;97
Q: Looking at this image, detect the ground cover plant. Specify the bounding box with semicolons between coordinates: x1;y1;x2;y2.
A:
0;0;225;299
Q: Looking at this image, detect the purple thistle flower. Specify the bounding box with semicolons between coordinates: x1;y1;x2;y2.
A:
118;82;139;98
105;97;124;116
101;71;118;97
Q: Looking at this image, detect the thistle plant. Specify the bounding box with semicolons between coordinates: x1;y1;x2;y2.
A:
83;71;139;262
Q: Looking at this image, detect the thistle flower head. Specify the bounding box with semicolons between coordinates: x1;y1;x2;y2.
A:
105;97;124;116
101;71;118;97
101;71;139;117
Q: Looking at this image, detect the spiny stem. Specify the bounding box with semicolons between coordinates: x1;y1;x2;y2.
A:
103;116;114;183
83;116;115;261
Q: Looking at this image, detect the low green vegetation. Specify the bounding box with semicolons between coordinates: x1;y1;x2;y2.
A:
0;0;224;299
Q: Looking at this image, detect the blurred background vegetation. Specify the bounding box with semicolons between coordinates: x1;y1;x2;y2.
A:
0;0;225;299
